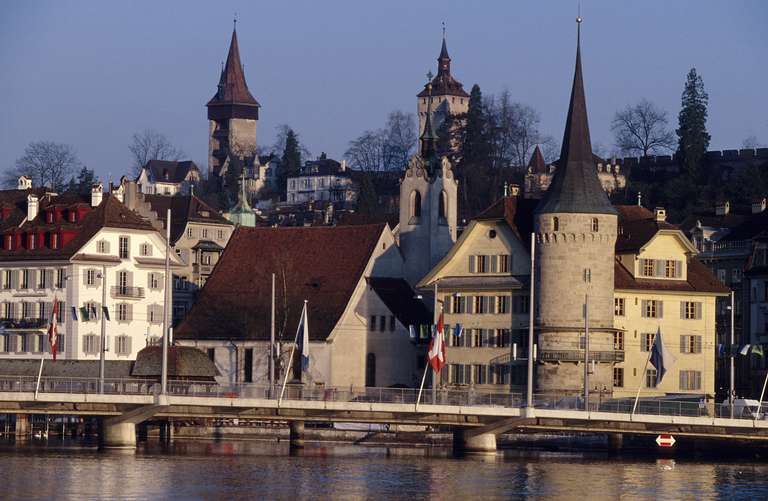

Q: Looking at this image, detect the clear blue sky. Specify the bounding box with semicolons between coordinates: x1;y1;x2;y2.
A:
1;1;766;182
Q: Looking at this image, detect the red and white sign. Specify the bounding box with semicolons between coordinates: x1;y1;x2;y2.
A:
655;434;676;447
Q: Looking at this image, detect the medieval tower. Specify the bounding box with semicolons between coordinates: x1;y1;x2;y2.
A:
417;31;469;138
400;85;458;286
534;19;618;394
207;24;261;180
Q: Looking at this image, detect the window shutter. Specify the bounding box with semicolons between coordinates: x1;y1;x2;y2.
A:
82;270;88;286
158;273;164;291
12;270;19;289
641;300;648;318
28;270;36;289
126;336;133;355
655;260;665;277
680;302;685;319
695;302;702;320
491;255;498;273
468;255;476;273
695;336;702;353
680;371;687;390
680;335;686;353
127;304;133;322
127;271;134;287
657;301;663;318
676;261;683;278
46;269;54;288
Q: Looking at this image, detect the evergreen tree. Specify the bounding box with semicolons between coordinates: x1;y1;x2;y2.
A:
676;68;711;180
278;128;303;199
355;172;378;216
75;167;95;195
454;84;493;218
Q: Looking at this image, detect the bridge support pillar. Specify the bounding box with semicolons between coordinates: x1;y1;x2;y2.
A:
289;421;305;449
101;421;136;449
608;433;624;451
15;414;29;441
453;430;497;455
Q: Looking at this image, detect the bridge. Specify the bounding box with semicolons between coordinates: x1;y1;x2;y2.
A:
1;375;767;452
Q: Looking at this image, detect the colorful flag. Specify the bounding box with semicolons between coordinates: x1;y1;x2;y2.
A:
753;345;765;357
48;298;59;361
453;324;464;338
295;302;310;371
427;312;446;372
70;306;78;322
740;344;752;356
650;327;675;385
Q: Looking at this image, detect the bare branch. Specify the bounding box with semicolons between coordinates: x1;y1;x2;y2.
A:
4;141;80;190
128;129;185;176
611;99;675;157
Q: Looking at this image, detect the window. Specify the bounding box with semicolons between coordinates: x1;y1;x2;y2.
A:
591;218;599;232
681;301;702;320
513;296;530;314
117;271;128;294
497;296;510;314
438;191;446;219
29;234;36;250
474;296;494;314
389;315;396;332
3;270;11;290
451;295;468;314
614;297;625;316
641;332;656;352
22;301;34;319
86;269;97;286
20;334;30;353
552;217;559;231
202;229;209;239
37;269;47;289
83;335;99;355
118;236;129;259
378;315;386;332
717;269;726;283
645;368;658;388
38;302;47;321
4;302;14;319
680;335;702;354
69;211;76;223
474;365;487;385
55;269;65;288
97;240;109;254
732;268;742;283
20;269;29;289
665;260;679;278
51;233;58;249
115;335;131;356
83;302;99;321
613;367;624;388
217;229;224;240
187;228;194;239
641;300;662;318
642;259;655;277
149;273;161;290
56;301;65;323
369;315;376;331
613;332;624;351
140;243;152;257
207;348;215;361
147;304;163;324
411;191;422;219
498;255;510;273
679;370;702;391
117;303;130;322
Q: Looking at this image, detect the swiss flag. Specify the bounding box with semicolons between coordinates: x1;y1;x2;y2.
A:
48;298;59;361
427;312;446;372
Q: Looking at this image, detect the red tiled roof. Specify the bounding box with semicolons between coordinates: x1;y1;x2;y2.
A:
175;224;387;342
474;196;537;246
615;205;679;253
614;258;729;294
528;145;547;174
142;194;231;243
207;29;259;108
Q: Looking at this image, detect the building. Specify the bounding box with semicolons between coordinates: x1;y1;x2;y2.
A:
224;175;262;228
399;86;458;286
524;145;626;200
416;32;469;138
286;155;356;206
175;224;430;387
416;191;538;391
135;160;201;196
532;20;619;394
0;180;182;360
122;181;235;324
612;205;729;398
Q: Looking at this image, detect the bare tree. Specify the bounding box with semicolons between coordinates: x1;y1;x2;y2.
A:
270;124;311;159
345;111;417;172
128;129;185;176
383;111;417;170
485;92;549;168
3;141;80;190
742;135;764;149
611;99;675;157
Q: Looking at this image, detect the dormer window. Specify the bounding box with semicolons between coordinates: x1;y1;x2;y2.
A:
591;218;599;232
47;211;54;223
552;217;559;231
28;234;36;250
69;211;76;223
5;235;13;250
51;233;58;249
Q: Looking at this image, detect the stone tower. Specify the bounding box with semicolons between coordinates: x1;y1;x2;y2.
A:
417;32;469;138
400;85;458;286
533;20;618;394
207;24;260;180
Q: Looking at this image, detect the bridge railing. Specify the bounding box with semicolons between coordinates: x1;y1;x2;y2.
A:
0;375;161;395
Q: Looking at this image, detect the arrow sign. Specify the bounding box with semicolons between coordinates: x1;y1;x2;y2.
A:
656;434;676;447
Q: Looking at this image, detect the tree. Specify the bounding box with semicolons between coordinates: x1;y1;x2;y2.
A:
676;68;711;179
128;129;184;176
742;136;764;149
278;128;303;197
3;141;80;190
65;166;96;195
344;111;417;172
271;124;311;159
355;172;379;216
611;99;676;157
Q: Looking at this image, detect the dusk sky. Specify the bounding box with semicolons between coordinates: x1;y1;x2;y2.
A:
1;1;766;182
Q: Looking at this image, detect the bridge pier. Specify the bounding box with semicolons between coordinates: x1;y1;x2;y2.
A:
289;421;305;449
14;414;29;441
608;433;624;451
101;420;137;449
453;430;497;455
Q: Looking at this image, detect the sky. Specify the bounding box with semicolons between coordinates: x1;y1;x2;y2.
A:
0;1;766;182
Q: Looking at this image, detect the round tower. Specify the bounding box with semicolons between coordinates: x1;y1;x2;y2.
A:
534;19;618;395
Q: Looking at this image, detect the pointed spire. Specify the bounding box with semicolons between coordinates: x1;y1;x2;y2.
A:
207;24;260;109
438;22;451;76
420;80;438;161
528;145;547;174
536;16;616;215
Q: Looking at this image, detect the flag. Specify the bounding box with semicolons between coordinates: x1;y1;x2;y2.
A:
740;344;752;356
717;344;725;357
408;325;416;340
453;324;464;338
649;327;675;385
70;306;78;322
419;324;429;340
102;306;110;321
48;298;59;361
295;302;310;371
753;345;765;357
427;312;446;372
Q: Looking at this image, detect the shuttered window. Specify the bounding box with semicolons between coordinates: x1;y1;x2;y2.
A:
641;300;662;318
680;301;703;320
115;335;132;356
680;370;702;391
680;335;703;354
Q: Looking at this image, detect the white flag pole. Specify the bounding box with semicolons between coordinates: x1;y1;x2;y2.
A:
631;328;657;417
34;350;46;400
415;360;430;411
279;302;305;404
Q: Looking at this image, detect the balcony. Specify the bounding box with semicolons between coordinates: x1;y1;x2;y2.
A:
111;286;145;299
539;350;625;363
0;318;48;330
192;264;214;276
697;239;751;258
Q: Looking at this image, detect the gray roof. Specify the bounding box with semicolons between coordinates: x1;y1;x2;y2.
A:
432;276;524;291
536;26;616;216
131;346;219;379
0;360;133;378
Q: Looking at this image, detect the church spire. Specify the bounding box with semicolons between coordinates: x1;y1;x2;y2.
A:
207;23;260;109
437;22;451;76
536;16;615;215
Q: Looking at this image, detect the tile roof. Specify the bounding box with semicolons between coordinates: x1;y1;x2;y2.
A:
206;28;260;109
367;277;432;327
417;37;469;98
614;205;681;253
614;258;729;294
474;195;538;245
143;160;199;184
131;346;219;379
0;359;133;378
528;145;548;174
175;224;387;342
142;194;231;243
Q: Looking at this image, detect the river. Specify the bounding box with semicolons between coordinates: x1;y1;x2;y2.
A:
1;439;767;500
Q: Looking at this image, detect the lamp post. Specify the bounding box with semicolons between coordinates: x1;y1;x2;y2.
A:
98;264;107;394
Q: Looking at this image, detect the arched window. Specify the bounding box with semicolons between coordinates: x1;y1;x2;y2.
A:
438;191;447;220
591;218;599;232
552;217;559;231
366;353;376;387
411;191;422;219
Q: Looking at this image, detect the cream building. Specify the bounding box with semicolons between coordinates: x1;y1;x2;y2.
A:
612;205;729;398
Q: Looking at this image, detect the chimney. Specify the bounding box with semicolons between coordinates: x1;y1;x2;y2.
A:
26;193;39;221
340;160;347;172
17;176;32;190
124;180;138;210
110;182;125;203
715;200;730;216
752;197;767;214
91;182;104;207
509;184;520;197
654;207;666;222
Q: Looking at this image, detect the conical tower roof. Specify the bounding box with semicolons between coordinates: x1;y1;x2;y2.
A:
207;27;260;109
528;145;547;174
536;20;615;215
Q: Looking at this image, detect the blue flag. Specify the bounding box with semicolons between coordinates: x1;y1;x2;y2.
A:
649;327;675;385
295;302;310;371
453;324;464;338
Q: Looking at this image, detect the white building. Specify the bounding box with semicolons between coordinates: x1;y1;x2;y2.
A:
0;181;182;360
136;160;201;196
286;155;356;206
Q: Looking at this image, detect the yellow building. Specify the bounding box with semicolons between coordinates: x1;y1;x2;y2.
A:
612;206;729;398
417;193;538;391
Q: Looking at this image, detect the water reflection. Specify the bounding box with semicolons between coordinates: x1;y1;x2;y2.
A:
0;439;767;500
